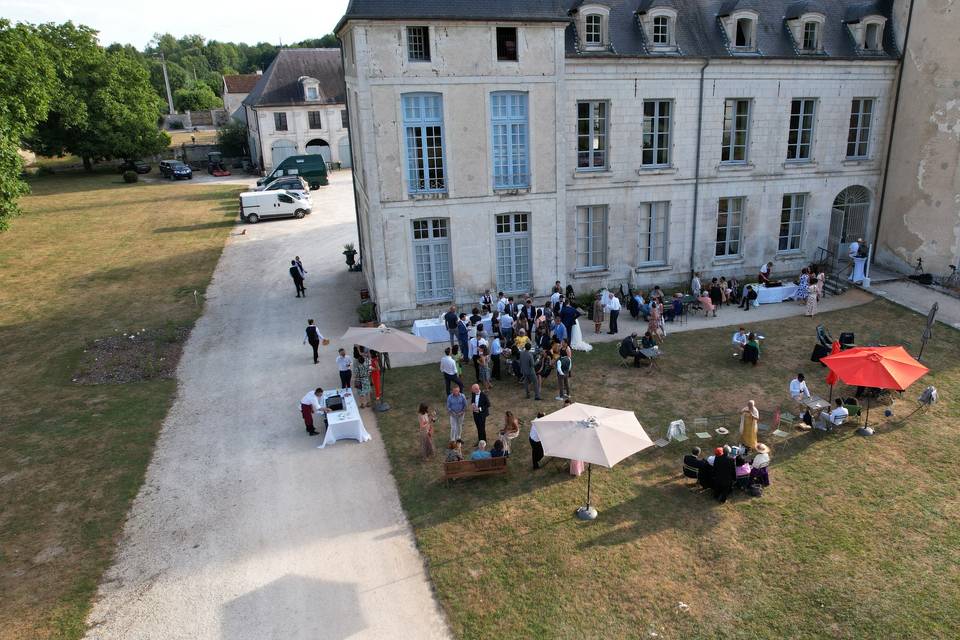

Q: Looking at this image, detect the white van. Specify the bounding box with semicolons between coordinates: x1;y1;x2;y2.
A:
239;190;311;224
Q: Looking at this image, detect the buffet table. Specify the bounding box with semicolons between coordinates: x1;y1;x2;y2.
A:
745;283;800;305
411;313;493;343
318;389;371;449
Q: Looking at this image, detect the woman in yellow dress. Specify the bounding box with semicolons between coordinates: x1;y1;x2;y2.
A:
739;400;760;450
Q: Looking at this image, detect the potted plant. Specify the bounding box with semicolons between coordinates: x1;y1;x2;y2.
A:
343;243;358;269
357;301;377;326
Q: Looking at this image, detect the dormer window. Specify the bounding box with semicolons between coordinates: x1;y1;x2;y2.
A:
848;15;887;54
735;18;754;49
300;76;321;102
585;14;602;46
640;8;677;52
864;22;881;50
786;12;825;53
802;21;819;50
306;86;318;100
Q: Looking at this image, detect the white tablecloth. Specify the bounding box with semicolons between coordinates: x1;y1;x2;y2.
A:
318;389;371;449
851;257;867;283
746;283;800;304
412;314;492;343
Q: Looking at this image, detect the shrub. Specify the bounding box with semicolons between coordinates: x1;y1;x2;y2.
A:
357;301;377;324
122;170;138;183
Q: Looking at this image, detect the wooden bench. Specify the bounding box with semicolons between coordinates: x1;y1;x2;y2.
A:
443;457;508;483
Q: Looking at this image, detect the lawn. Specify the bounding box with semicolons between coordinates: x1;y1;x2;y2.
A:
0;172;240;639
377;300;960;640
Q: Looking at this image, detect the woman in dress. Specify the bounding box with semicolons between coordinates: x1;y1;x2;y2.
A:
353;354;372;408
418;403;436;459
805;274;820;317
499;410;521;453
445;439;463;462
648;300;664;342
369;350;382;403
795;267;810;304
749;442;771;486
477;345;492;391
592;293;605;334
739;399;760;450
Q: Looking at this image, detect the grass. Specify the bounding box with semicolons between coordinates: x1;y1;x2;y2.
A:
0;172;240;639
166;129;218;147
377;301;960;639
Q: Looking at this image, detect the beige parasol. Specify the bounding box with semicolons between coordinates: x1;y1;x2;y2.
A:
340;325;429;411
533;402;654;519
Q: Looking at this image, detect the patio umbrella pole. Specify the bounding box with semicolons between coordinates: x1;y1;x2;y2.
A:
857;397;874;436
576;463;598;521
373;366;390;412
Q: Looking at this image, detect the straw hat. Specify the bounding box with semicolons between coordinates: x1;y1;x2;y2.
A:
755;443;770;454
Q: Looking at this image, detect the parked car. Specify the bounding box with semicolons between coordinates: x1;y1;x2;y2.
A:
256;175;310;198
159;160;193;180
118;159;151;174
238;190;311;224
256;155;327;189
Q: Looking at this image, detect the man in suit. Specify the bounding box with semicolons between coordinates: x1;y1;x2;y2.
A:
560;301;581;339
289;260;306;297
456;313;470;360
443;305;458;349
469;383;491;444
619;332;642;367
519;343;540;400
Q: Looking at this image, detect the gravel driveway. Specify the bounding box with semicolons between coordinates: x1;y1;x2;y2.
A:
85;171;450;639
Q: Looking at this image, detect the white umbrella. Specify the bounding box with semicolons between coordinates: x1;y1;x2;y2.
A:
533;403;654;520
340;325;428;411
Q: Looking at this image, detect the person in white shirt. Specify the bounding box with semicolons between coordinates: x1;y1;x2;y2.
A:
758;261;773;285
815;399;849;431
499;312;514;345
496;292;508;314
335;348;352;389
732;327;748;351
848;239;861;261
691;273;702;298
550;290;562;307
299;387;330;436
530;412;545;469
440;347;463;396
603;292;621;334
789;373;811;401
467;334;480;379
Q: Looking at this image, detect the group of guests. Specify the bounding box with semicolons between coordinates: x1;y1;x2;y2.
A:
683;443;771;503
690;273;742;317
731;327;763;365
758;262;826;316
418;400;523;461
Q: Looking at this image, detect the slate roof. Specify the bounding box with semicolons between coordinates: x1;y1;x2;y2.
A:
223;74;261;94
243;49;345;108
338;0;899;60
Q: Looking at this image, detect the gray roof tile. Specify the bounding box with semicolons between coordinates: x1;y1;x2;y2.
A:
243;49;345;108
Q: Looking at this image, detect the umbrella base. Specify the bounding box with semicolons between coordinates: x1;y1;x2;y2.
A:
856;426;875;436
575;505;598;521
373;401;391;412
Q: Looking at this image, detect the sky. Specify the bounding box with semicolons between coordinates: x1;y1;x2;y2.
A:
1;0;350;48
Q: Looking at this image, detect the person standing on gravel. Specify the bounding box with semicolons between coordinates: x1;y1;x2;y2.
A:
289;260;306;297
303;319;326;364
336;348;352;389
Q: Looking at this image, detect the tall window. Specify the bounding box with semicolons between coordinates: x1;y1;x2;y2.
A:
787;98;817;161
495;213;531;293
802;21;819;51
491;92;529;189
496;27;518;61
779;193;806;252
642;100;672;167
576;101;607;170
847;98;874;159
715;197;743;257
308;111;322;129
584;15;602;46
306;86;318;100
341;109;349;129
274;112;288;132
576;205;608;270
734;18;755;49
407;26;430;61
864;23;881;51
638;202;669;265
721;99;750;163
402;93;446;193
412;218;452;301
652;15;671;45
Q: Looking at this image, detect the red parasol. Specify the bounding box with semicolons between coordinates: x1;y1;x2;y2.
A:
820;346;930;435
820;346;929;391
824;341;841;389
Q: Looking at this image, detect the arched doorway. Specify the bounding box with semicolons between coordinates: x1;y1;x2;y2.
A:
338;137;352;168
270;140;296;168
830;186;870;259
305;138;331;165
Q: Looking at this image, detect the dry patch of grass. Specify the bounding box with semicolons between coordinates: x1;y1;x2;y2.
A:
167;129;218;147
0;172;240;639
378;300;960;639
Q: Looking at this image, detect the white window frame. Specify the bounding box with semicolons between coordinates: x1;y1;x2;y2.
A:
787;98;817;162
406;26;431;62
643;8;678;52
779;193;806;253
721;98;751;164
802;21;819;51
859;17;886;52
638;201;669;266
402;92;447;194
578;5;610;50
412;218;453;302
491;91;529;189
576;205;608;271
274;112;288;132
847;98;874;159
584;15;603;46
576;100;608;171
727;11;759;52
495;213;532;293
641;99;672;167
715;197;744;257
308;110;322;130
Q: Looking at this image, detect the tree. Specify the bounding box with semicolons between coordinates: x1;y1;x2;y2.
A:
174;81;222;112
28;23;169;169
0;20;56;230
217;119;248;157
